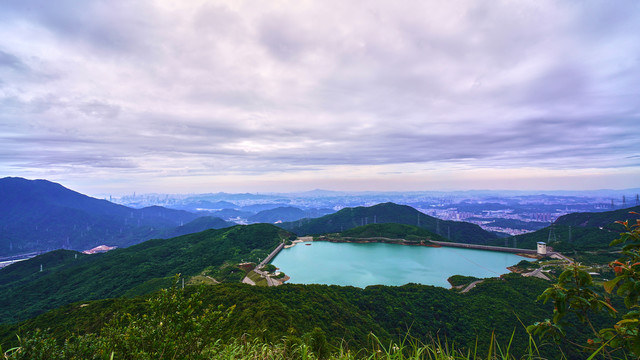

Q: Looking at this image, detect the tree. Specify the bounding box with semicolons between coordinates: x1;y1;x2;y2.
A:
528;212;640;357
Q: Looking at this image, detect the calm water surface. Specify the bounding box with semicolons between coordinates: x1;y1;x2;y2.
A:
271;241;527;288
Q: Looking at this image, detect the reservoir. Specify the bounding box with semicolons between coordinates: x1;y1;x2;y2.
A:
271;241;527;288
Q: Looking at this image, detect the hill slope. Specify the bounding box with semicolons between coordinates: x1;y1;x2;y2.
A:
248;206;308;223
554;205;640;229
0;223;290;323
0;177;201;256
279;202;497;244
0;275;603;358
490;205;640;252
338;223;448;242
165;216;234;238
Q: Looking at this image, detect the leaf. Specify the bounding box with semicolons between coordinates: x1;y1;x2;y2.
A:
616;318;639;326
598;300;618;314
604;277;623;294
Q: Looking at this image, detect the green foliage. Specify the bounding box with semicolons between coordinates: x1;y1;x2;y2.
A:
447;275;480;287
338;223;447;243
495;206;640;253
99;277;234;359
1;275;565;356
262;264;277;273
279;203;497;244
2;277;559;360
0;224;290;323
529;213;640;357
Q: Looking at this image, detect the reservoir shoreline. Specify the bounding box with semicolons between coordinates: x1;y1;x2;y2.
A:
272;240;533;288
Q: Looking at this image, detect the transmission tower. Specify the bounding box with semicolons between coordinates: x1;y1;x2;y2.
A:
548;225;557;243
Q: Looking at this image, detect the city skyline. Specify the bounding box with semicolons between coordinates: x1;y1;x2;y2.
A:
1;1;639;195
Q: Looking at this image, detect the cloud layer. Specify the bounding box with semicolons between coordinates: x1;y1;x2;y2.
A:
1;0;639;193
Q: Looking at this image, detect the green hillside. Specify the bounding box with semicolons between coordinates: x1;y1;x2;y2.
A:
164;216;234;238
337;223;449;242
0;224;290;323
490;206;640;253
0;275;617;358
279;202;497;244
554;205;640;229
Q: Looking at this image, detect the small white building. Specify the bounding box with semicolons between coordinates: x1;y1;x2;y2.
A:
537;242;547;256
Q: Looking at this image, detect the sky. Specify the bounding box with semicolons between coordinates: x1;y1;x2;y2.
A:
1;0;639;196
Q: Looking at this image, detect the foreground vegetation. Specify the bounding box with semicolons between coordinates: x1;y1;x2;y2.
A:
2;207;639;359
0;278;562;359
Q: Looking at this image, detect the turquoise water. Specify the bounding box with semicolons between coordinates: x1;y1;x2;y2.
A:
271;241;527;288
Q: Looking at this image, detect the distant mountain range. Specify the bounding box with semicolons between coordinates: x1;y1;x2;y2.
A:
278;202;498;244
0;177;232;257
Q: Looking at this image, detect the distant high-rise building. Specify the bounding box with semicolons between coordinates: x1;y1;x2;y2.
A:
623;195;626;206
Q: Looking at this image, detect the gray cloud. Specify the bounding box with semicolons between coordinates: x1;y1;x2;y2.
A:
0;1;639;191
0;49;27;71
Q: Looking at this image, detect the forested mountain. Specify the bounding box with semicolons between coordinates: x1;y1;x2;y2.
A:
0;223;290;323
279;202;497;244
337;223;449;242
164;216;235;238
0;177;209;256
248;206;307;223
554;205;640;229
490;205;640;252
0;275;609;358
247;206;335;224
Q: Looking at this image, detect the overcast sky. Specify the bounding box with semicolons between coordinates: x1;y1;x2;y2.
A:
1;0;639;195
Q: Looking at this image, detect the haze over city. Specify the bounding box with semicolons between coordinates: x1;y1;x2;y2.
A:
1;1;639;196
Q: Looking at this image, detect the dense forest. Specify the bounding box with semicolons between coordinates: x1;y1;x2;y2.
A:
491;205;640;253
1;274;609;358
279;203;497;244
0;224;290;323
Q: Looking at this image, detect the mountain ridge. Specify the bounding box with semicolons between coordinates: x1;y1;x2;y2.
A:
278;202;498;244
0;177;232;257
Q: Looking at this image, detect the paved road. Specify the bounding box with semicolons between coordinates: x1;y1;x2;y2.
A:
461;280;484;293
523;265;551;280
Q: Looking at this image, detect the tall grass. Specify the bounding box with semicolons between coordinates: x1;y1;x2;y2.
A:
3;331;557;360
